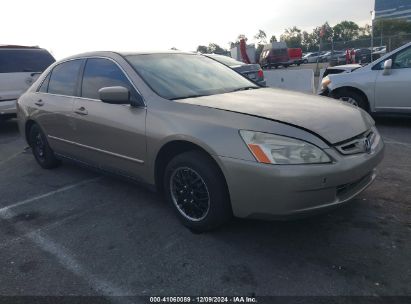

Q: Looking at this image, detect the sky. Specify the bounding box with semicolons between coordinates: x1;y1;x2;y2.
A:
4;0;375;59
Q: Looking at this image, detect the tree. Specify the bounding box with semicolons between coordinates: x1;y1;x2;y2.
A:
270;35;278;43
280;26;302;48
196;45;208;53
359;24;372;38
254;30;267;44
254;30;267;63
196;43;227;54
207;43;226;55
302;31;317;52
333;21;360;42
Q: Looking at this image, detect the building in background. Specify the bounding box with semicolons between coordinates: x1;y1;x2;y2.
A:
375;0;411;21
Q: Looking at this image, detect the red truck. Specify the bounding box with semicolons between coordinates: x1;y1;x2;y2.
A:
287;48;303;66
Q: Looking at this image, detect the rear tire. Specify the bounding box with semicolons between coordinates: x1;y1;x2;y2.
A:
163;151;232;232
332;90;369;112
29;124;61;169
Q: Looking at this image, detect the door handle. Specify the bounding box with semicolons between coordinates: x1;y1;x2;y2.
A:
35;99;44;106
74;106;88;115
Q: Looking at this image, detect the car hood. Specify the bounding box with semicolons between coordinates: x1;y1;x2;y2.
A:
332;64;362;71
177;88;374;144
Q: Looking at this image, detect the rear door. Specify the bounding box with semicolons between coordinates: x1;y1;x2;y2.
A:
374;46;411;113
0;49;55;101
72;57;147;178
33;59;84;155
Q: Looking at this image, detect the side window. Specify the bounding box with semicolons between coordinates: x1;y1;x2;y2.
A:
81;58;135;100
48;60;83;96
393;47;411;69
38;72;51;93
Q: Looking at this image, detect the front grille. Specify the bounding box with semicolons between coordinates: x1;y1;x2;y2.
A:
334;129;377;155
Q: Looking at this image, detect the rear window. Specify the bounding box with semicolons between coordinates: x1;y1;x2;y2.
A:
0;49;55;73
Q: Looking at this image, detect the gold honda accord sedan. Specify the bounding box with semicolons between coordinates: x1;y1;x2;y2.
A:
17;51;384;231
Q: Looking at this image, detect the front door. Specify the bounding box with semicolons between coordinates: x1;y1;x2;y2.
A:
375;46;411;113
71;58;147;179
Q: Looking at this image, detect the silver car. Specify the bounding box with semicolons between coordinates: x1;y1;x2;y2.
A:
320;42;411;114
17;51;384;231
0;45;55;120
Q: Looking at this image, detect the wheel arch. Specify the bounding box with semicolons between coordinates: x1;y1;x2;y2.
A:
330;86;371;112
154;140;230;198
25;119;37;146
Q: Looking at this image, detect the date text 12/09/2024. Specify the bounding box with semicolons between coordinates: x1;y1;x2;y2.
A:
149;296;257;303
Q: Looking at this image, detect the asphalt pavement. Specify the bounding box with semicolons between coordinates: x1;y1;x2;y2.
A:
0;117;410;301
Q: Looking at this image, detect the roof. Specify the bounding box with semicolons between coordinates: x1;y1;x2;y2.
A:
62;50;196;61
0;45;40;49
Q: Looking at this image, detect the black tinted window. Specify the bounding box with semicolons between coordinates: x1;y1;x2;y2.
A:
81;58;134;99
48;60;82;96
0;49;55;73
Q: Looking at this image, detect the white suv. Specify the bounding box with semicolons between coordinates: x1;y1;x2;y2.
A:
320;42;411;114
0;46;55;120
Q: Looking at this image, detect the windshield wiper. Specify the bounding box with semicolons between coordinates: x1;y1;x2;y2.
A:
231;86;259;92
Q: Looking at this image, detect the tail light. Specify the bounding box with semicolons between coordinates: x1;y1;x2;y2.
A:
257;69;264;80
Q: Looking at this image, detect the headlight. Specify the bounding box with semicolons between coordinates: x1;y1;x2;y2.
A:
321;77;331;91
240;130;331;165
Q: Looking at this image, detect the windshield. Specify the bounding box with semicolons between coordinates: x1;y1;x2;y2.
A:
125;53;258;100
207;54;245;67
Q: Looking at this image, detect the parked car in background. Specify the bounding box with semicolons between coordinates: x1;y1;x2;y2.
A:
320;42;411;114
322;64;362;77
329;51;348;65
372;46;387;60
319;51;332;62
355;48;372;64
0;45;55;120
18;51;383;231
205;54;265;86
259;47;290;69
302;52;321;63
287;48;303;66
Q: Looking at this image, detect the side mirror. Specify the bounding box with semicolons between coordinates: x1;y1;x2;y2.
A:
99;86;130;104
383;59;392;76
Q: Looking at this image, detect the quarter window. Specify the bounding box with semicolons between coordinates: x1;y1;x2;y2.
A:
48;60;83;96
81;58;135;100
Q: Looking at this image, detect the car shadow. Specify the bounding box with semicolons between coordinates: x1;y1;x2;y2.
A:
374;115;411;128
0;119;19;136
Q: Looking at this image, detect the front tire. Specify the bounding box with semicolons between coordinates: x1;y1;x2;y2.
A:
29;124;61;169
164;151;232;232
332;90;369;112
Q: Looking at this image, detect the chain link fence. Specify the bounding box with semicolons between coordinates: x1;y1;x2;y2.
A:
321;33;411;52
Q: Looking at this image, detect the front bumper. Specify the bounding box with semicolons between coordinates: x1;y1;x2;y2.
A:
0;100;17;117
218;135;384;219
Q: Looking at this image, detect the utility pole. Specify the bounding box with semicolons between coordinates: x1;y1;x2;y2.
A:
370;10;374;61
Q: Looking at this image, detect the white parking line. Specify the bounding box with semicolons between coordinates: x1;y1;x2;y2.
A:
0;207;133;297
0;176;134;298
384;139;411;149
0;151;24;166
0;177;102;218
